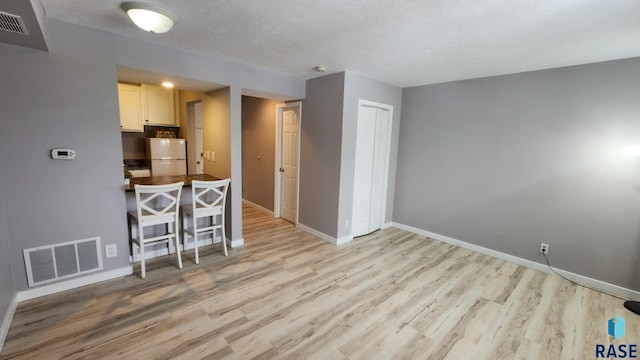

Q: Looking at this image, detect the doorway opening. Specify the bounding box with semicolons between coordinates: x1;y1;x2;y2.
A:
240;97;301;226
186;100;204;174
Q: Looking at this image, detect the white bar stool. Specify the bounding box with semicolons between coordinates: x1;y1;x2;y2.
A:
181;179;230;264
128;182;184;279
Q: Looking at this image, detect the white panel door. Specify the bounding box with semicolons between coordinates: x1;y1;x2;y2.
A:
352;106;377;237
368;109;390;233
281;108;299;223
352;103;392;238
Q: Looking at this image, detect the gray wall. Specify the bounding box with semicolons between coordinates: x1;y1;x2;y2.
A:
242;96;280;211
338;72;403;239
0;21;129;291
394;57;640;290
299;73;345;237
0;170;16;331
0;18;305;293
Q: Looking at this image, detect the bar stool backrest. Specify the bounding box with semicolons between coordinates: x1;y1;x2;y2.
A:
191;179;230;217
135;182;184;226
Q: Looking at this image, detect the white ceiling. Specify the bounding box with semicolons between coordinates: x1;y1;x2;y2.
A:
34;0;640;87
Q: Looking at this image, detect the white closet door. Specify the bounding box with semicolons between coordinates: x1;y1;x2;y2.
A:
352;104;391;238
368;108;389;233
352;106;377;237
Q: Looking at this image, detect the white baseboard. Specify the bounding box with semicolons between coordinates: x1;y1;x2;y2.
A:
392;222;640;301
336;235;353;245
230;238;244;248
242;199;274;216
0;293;17;354
296;223;347;245
296;223;354;246
16;266;133;303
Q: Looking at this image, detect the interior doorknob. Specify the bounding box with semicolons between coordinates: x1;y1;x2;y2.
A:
279;168;284;172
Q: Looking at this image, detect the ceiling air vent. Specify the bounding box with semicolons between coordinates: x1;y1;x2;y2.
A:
0;11;29;35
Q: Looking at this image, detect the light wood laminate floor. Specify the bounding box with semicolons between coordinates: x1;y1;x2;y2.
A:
2;204;638;359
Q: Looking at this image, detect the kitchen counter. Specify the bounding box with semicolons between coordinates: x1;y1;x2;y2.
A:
125;174;220;192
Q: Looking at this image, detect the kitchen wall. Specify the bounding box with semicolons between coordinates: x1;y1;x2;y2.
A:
0;17;305;296
203;88;231;180
299;73;345;238
394;57;640;290
242;96;280;212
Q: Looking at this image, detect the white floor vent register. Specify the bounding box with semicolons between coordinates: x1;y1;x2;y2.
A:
23;237;103;287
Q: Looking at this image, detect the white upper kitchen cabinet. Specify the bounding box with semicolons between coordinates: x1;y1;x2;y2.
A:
118;83;143;132
142;84;179;127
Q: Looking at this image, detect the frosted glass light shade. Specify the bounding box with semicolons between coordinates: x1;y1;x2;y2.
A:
121;2;176;33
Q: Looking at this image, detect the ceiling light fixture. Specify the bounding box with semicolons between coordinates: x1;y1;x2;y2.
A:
313;66;327;73
121;2;177;34
161;81;174;88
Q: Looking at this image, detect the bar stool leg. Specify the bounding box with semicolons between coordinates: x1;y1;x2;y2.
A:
175;221;183;269
221;214;227;257
167;223;174;254
181;210;187;259
130;218;137;263
193;215;199;264
140;240;146;279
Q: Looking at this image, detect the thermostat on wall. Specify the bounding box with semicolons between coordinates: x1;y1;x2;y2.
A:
51;148;76;160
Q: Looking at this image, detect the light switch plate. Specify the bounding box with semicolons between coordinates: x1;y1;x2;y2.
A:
105;244;117;258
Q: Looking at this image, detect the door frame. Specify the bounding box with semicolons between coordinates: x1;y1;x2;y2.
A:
274;101;302;222
186;100;204;175
352;99;394;237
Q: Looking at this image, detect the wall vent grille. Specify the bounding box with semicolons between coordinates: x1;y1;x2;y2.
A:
23;237;103;287
0;11;29;35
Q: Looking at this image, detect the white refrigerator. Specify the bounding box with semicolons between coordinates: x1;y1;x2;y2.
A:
146;138;187;176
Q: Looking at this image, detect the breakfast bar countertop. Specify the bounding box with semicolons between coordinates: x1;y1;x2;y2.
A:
125;174;220;192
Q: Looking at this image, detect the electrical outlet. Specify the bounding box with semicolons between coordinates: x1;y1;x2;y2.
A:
345;219;350;228
540;243;549;254
105;244;117;258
